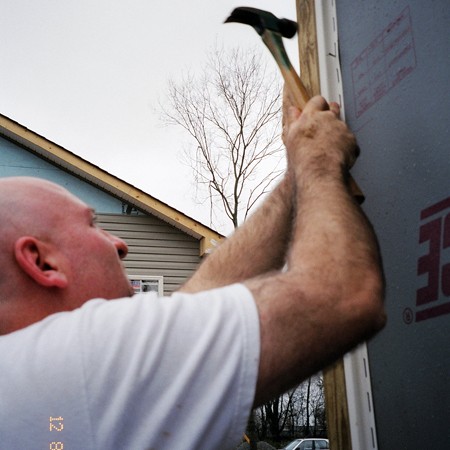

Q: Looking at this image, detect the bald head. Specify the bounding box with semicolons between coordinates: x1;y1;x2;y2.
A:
0;177;133;334
0;177;70;283
0;177;79;241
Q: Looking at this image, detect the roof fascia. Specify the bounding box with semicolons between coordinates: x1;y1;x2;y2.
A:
0;114;223;255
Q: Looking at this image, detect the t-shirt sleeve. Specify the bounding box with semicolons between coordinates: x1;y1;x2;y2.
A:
77;283;260;450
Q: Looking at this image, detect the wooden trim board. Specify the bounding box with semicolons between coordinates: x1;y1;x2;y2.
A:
295;2;352;449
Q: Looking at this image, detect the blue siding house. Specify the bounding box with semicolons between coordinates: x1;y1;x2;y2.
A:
0;113;223;294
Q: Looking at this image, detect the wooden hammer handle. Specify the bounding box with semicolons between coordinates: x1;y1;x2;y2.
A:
262;31;365;203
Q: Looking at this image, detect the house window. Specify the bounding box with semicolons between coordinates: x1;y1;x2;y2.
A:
130;276;163;296
122;203;140;215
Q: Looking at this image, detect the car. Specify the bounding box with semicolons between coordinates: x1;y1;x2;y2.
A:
281;438;329;450
281;439;301;450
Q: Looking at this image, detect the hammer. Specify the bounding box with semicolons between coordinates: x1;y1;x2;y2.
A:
225;7;364;203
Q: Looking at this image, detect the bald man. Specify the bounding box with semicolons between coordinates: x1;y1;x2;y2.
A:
0;96;386;449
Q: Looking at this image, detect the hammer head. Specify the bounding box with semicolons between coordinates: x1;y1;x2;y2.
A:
224;7;297;38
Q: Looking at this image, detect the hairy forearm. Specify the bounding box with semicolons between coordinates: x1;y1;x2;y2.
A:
284;100;383;287
290;166;383;291
250;169;385;406
247;98;386;405
179;173;294;293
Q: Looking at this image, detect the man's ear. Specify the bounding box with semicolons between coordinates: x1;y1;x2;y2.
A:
14;236;68;288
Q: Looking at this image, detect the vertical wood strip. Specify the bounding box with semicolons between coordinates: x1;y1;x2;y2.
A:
295;2;352;449
323;361;352;450
296;0;321;97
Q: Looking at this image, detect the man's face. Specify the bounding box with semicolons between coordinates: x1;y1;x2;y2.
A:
29;181;134;307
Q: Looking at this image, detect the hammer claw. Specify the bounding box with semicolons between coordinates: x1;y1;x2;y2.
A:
224;7;297;38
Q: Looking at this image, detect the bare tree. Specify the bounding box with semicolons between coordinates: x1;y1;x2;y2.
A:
254;375;327;444
162;45;285;449
310;376;326;436
292;375;327;438
161;45;284;229
254;388;297;441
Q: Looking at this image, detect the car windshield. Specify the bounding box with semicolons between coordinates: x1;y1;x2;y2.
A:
284;439;302;450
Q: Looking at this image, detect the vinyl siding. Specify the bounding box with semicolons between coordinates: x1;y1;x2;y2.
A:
97;213;202;295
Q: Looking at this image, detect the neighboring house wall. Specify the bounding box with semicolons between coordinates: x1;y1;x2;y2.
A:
98;214;201;295
0;134;202;294
0;136;123;213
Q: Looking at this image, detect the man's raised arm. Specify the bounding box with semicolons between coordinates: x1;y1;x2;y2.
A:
246;96;386;406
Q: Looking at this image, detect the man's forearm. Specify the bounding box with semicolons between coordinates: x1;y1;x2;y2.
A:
291;170;383;287
286;100;383;289
179;172;294;293
246;97;386;405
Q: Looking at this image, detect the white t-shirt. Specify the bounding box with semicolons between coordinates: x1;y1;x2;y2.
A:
0;283;260;450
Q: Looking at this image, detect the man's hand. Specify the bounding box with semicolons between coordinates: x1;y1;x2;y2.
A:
283;95;359;180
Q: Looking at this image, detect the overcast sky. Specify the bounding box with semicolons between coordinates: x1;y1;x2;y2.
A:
1;1;299;234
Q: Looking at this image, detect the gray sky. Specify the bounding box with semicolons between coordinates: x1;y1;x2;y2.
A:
1;1;298;234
